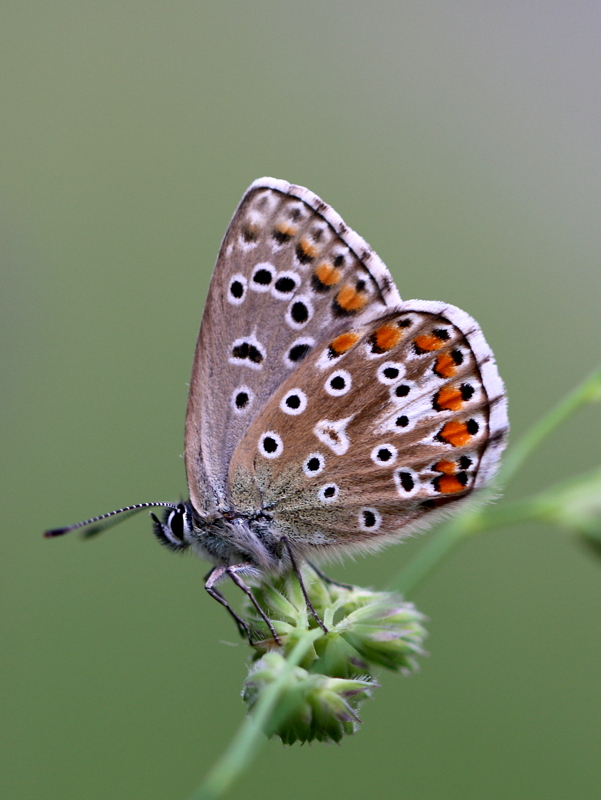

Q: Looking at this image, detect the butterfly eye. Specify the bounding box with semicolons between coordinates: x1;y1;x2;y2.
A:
152;505;191;552
168;509;185;541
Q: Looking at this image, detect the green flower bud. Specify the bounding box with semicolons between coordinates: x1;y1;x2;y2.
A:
242;652;376;744
242;569;427;677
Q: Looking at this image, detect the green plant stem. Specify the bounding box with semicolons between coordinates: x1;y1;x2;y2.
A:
390;365;601;596
187;629;322;800
186;365;601;800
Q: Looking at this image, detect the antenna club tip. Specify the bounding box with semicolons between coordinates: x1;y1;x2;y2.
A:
44;528;69;538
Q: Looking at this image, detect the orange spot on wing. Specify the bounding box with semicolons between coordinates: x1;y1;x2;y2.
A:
372;323;403;351
297;237;318;260
314;262;343;286
336;284;368;312
274;222;297;239
434;460;456;475
434;351;457;378
330;331;360;355
438;420;472;447
436;475;466;494
434;385;464;411
414;334;444;352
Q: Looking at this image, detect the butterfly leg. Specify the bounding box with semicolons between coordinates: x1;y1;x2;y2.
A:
226;565;282;646
281;539;328;634
204;565;256;645
307;561;354;591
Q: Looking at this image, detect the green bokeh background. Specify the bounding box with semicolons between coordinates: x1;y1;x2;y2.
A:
2;3;600;799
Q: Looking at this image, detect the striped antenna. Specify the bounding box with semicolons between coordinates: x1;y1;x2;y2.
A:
44;502;178;538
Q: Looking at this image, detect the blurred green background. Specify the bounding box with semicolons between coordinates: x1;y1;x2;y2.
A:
2;3;600;799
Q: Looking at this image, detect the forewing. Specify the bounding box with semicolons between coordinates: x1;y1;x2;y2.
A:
185;178;401;512
228;302;508;554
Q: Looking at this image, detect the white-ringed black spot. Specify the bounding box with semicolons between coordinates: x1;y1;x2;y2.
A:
459;455;473;469
318;483;339;503
461;383;475;401
236;391;249;408
250;262;275;292
286;295;313;329
371;443;398;465
284;337;314;367
433;328;450;340
377;361;405;385
230;385;255;415
280;388;307;416
227;273;247;305
272;271;300;299
229;337;266;369
393;468;419;497
389;381;414;404
302;452;325;477
259;431;283;459
291;302;308;323
325;369;352;397
395;415;409;428
359;507;382;531
398;471;414;491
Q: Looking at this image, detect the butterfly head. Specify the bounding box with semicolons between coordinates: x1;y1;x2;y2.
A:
151;503;194;552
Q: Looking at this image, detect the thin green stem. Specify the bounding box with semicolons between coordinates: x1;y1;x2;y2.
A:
187;629;322;800
186;366;601;800
390;365;601;596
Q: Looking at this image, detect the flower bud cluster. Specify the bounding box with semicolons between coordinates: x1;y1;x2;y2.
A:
243;653;375;744
240;568;427;744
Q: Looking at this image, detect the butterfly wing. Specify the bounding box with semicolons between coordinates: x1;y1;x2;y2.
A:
228;302;508;557
185;178;401;514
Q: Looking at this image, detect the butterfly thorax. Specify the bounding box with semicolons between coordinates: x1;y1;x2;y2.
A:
154;502;284;572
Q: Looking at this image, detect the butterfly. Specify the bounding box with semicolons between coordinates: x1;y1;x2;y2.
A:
46;178;508;643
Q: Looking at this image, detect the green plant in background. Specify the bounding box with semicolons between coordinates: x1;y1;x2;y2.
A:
189;366;601;800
